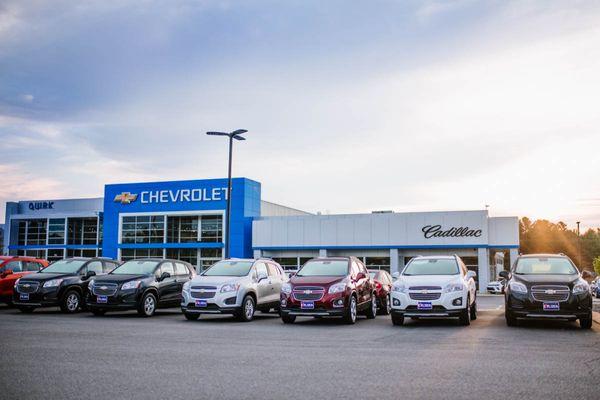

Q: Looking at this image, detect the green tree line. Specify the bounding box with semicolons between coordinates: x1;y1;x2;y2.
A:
519;217;600;274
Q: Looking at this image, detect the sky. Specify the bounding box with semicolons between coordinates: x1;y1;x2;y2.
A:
1;0;599;229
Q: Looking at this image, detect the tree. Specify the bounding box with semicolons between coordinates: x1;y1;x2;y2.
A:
593;257;600;276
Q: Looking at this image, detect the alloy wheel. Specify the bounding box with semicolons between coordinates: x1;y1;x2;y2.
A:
350;297;357;323
245;298;254;319
66;293;79;312
144;296;155;315
371;297;377;316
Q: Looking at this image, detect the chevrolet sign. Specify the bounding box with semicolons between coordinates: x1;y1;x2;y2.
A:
114;192;138;205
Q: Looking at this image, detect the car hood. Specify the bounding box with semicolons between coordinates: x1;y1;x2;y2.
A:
19;272;76;282
189;276;243;286
96;274;150;283
290;276;345;286
513;274;579;286
398;275;460;287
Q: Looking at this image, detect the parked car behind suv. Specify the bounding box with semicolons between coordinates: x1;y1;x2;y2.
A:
280;257;377;324
86;258;195;317
501;254;593;329
390;255;477;326
369;269;393;315
13;257;119;313
0;256;49;305
181;258;286;322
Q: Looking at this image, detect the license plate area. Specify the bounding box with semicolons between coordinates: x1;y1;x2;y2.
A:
19;293;29;301
97;295;108;304
543;302;560;311
301;301;315;310
417;302;433;310
195;299;208;308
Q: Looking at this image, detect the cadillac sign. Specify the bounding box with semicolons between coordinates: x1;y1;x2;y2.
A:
422;225;483;239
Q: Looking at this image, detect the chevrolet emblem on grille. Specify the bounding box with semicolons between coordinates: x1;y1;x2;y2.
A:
100;286;108;290
421;290;429;294
304;290;312;294
24;284;30;288
545;289;556;294
198;289;206;293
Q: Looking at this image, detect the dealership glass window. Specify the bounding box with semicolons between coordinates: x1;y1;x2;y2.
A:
365;257;391;273
120;248;164;262
67;217;98;245
24;249;46;259
166;216;198;243
47;249;65;263
271;258;299;271
166;248;198;268
98;213;103;245
17;219;47;246
200;215;222;242
67;249;98;258
122;216;164;244
200;248;223;272
17;221;26;245
48;218;66;245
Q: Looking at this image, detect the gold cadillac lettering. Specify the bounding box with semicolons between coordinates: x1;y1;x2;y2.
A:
422;225;483;239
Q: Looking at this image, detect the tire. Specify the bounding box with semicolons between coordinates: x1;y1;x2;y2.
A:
18;306;34;314
506;312;518;327
459;297;471;326
580;312;593;330
137;292;157;317
379;296;391;316
470;300;477;321
184;312;200;321
365;293;377;319
60;290;81;313
91;309;106;316
281;314;296;324
343;295;358;324
391;313;404;326
236;295;255;322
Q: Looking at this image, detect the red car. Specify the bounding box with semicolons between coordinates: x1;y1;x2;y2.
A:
0;256;49;305
279;257;378;324
369;269;393;315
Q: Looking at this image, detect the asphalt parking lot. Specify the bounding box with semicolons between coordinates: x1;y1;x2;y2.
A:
0;295;598;400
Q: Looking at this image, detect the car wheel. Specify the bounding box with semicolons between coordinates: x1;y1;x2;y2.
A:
391;313;404;326
60;290;81;313
184;312;200;321
236;295;255;322
459;297;471;326
281;314;296;324
365;293;377;319
506;312;518;327
379;296;391;315
344;295;357;324
470;300;477;321
18;306;35;314
580;312;593;329
137;292;157;317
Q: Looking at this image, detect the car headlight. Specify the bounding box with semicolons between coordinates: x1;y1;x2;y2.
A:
182;281;190;292
121;280;141;290
573;281;589;295
88;279;95;288
220;283;240;293
43;279;64;288
328;282;346;294
443;283;464;293
281;283;292;295
509;281;527;294
392;282;408;293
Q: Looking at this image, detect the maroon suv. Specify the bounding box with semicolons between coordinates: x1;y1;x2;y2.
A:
279;257;377;324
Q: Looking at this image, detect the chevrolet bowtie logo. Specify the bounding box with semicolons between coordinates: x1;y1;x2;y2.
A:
114;192;138;204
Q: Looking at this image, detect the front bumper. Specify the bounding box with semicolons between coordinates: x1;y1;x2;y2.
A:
390;290;467;318
85;290;141;311
506;291;592;320
13;286;61;307
180;289;242;314
280;291;349;317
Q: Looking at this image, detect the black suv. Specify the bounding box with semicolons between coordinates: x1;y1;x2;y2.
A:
13;257;120;313
501;254;593;329
86;258;195;317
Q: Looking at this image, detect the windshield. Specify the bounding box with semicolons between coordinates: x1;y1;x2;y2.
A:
297;260;348;277
41;259;86;274
202;261;253;277
515;257;578;275
369;272;377;279
403;259;459;276
111;261;159;275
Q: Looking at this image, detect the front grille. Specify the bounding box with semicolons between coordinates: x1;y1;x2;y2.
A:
293;286;325;301
16;281;40;294
191;286;217;290
191;291;216;299
409;292;441;301
531;285;570;303
409;286;442;291
92;283;118;296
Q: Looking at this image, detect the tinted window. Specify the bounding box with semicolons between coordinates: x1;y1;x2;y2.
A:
42;259;86;274
103;261;119;273
175;262;189;276
111;261;159;275
160;262;175;277
86;261;103;275
256;263;268;277
403;259;459;276
267;263;281;277
298;260;349;277
515;257;577;275
4;261;22;272
24;262;41;272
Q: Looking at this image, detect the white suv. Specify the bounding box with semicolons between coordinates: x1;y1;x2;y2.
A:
181;258;286;322
390;255;477;326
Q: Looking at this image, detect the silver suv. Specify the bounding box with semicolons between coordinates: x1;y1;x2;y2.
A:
180;258;286;322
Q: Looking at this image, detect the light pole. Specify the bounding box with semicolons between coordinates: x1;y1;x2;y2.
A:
206;129;247;259
576;221;582;267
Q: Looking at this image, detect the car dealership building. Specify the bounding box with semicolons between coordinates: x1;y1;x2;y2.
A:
2;177;519;292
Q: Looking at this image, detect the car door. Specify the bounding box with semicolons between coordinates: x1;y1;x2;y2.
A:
156;262;179;306
174;262;192;300
254;262;271;305
353;260;369;305
266;263;283;304
0;261;22;295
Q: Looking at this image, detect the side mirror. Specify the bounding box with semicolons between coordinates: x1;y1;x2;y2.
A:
257;271;268;282
466;270;477;280
159;272;171;281
83;270;96;280
499;270;510;280
581;270;592;279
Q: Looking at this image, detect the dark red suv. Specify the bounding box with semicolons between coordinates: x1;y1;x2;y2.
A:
279;257;377;324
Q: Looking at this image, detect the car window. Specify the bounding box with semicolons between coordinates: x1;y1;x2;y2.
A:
175;262;190;276
255;262;268;278
3;261;22;273
86;261;103;275
160;262;175;277
267;263;281;277
102;261;119;273
350;261;360;277
24;262;41;272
